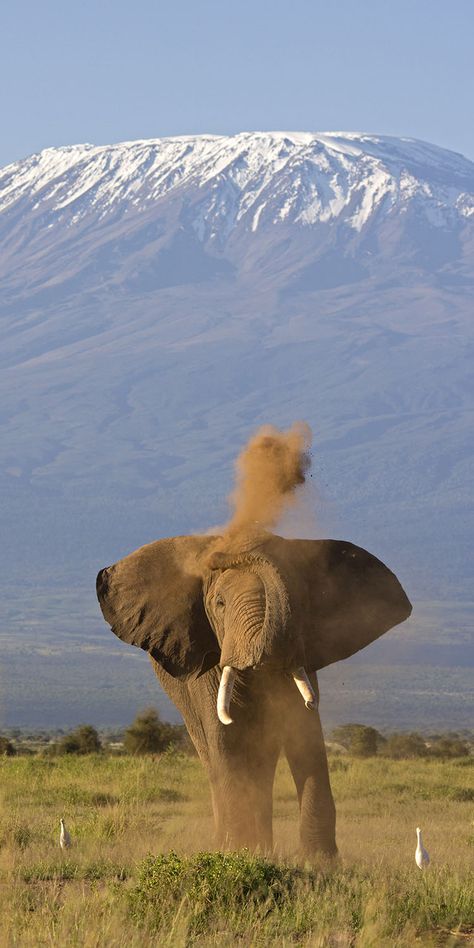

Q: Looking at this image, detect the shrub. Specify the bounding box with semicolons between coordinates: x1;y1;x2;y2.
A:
428;737;470;758
382;732;427;759
0;736;16;756
129;854;474;940
330;724;384;757
128;851;305;933
124;708;183;755
58;725;102;755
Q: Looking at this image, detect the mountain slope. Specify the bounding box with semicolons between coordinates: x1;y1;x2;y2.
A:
1;131;473;726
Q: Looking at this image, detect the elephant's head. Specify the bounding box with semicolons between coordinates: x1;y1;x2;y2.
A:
201;546;318;722
96;532;411;724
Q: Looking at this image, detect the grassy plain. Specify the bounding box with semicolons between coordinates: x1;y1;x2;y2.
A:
0;751;473;946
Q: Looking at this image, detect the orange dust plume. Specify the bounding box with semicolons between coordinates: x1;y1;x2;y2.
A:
225;422;312;537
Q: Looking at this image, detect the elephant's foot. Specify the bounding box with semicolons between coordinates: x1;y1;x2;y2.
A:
299;841;339;866
298;819;338;864
215;823;273;855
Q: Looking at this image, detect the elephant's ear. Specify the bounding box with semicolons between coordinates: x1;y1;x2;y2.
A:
96;535;221;681
263;536;412;671
299;539;412;670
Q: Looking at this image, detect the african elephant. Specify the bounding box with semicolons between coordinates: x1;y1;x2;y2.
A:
96;530;411;858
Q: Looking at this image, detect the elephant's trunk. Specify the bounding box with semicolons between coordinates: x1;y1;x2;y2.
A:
207;550;291;670
292;667;317;710
217;666;237;725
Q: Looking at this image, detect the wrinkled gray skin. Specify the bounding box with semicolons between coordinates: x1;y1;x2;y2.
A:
97;532;411;859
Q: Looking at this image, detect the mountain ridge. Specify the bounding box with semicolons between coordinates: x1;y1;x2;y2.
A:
2;131;473;239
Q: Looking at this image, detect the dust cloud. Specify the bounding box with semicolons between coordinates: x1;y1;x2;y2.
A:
224;422;312;539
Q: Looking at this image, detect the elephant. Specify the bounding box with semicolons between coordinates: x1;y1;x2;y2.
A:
96;530;411;858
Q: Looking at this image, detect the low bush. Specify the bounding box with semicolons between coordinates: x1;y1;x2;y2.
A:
128;852;474;941
57;725;102;755
382;732;428;758
429;737;471;758
128;851;305;933
330;724;385;757
124;708;184;755
0;736;16;756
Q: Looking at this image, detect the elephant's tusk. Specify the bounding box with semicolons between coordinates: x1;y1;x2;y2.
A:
292;667;317;710
217;666;236;725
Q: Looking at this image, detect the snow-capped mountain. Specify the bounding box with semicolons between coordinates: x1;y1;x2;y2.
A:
2;131;473;234
1;132;473;727
2;131;473;362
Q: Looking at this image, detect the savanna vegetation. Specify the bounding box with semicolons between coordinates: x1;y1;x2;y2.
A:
329;724;472;761
0;740;472;946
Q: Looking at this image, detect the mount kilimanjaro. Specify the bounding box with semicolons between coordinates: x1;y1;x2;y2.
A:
1;132;473;727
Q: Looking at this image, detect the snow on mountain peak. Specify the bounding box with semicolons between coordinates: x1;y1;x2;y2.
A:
1;132;473;243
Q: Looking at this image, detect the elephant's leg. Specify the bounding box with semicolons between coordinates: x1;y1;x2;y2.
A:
252;763;276;852
187;667;281;853
209;741;278;852
282;677;337;859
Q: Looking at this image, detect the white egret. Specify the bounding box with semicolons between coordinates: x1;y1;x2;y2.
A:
60;818;71;850
415;826;429;869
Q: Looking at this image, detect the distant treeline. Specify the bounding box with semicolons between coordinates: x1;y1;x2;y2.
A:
1;715;473;759
0;708;190;757
328;724;473;759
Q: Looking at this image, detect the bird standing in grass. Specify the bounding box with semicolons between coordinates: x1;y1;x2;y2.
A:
59;818;71;851
415;826;429;869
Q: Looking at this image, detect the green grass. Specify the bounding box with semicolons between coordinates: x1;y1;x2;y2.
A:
0;751;473;945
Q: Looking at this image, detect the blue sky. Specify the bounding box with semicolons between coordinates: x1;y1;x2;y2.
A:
2;0;473;167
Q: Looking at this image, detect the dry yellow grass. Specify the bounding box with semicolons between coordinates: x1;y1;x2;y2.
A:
0;751;472;945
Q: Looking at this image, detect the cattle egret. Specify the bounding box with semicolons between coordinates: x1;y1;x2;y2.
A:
60;818;71;850
415;826;429;869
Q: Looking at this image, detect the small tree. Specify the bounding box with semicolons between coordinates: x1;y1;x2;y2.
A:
382;732;427;759
331;724;384;757
428;737;470;758
124;708;180;755
0;736;16;756
59;725;101;755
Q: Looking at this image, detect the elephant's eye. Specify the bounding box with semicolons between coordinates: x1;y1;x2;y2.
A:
215;594;225;609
